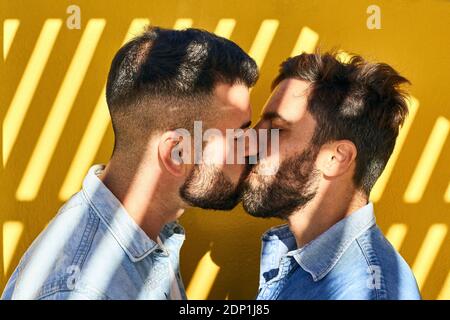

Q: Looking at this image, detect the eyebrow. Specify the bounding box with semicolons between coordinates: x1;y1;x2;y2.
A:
239;120;252;129
261;112;291;126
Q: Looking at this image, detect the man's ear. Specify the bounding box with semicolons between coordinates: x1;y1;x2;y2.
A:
317;140;357;178
158;131;186;177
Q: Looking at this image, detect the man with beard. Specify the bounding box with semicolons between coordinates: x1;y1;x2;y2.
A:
2;26;258;300
240;52;421;300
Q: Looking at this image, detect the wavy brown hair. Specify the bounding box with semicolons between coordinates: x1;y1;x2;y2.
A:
272;52;410;194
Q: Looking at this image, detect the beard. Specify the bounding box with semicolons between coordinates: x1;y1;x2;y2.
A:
180;164;246;210
240;145;320;219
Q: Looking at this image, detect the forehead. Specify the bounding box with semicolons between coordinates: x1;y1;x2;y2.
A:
264;78;313;123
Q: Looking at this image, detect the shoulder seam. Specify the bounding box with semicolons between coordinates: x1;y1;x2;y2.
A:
355;234;388;300
71;208;100;268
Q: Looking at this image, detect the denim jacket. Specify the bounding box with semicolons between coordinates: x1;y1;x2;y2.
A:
2;165;186;300
257;203;421;300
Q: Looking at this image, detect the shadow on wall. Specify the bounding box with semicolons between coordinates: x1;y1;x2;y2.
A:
1;0;449;299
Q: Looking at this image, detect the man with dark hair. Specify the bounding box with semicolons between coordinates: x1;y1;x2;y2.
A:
240;52;421;300
2;26;258;300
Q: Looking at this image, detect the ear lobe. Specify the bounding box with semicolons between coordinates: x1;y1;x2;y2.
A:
158;132;186;177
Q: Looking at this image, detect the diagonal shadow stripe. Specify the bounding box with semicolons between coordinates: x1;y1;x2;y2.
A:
3;19;62;166
15;19;106;201
58;18;151;201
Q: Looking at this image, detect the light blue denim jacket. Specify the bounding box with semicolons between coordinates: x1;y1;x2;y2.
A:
257;203;421;300
2;165;186;300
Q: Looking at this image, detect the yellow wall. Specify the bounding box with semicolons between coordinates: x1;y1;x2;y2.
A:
1;0;449;299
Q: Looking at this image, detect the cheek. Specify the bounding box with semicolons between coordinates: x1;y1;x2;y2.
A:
202;137;245;182
254;136;290;176
255;133;313;177
254;154;281;177
202;136;227;166
276;133;311;159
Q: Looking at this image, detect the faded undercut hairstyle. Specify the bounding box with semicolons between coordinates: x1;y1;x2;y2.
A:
272;52;410;195
106;26;258;154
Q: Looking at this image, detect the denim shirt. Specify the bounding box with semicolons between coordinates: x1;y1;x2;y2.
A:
2;165;186;300
257;203;421;300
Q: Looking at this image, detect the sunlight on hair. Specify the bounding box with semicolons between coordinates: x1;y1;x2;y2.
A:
3;19;62;166
336;51;353;64
186;250;220;300
3;19;20;60
58;18;150;201
385;223;408;251
371;96;419;202
2;221;24;276
173;18;193;30
16;19;106;201
248;19;279;68
412;224;448;290
403;117;450;203
213;19;236;39
290;26;319;56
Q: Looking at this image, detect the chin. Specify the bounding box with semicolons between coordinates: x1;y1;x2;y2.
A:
241;199;282;219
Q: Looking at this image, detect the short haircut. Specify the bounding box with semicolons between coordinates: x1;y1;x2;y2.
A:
272;52;410;195
106;26;258;153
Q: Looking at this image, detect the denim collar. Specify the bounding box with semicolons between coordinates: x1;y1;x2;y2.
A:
260;203;376;282
81;164;185;263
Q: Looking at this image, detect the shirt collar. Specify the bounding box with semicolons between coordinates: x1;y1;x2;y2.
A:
260;202;376;282
81;164;185;262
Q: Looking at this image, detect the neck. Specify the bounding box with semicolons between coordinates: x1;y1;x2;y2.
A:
99;152;184;242
287;183;368;248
